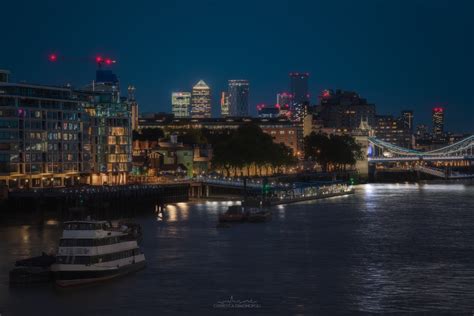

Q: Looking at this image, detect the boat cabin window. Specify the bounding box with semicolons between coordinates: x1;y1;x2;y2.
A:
59;236;124;247
56;248;141;265
64;222;105;230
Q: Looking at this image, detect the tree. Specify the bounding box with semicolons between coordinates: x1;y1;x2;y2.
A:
304;132;362;172
211;123;297;176
133;128;164;141
304;132;331;172
176;128;208;145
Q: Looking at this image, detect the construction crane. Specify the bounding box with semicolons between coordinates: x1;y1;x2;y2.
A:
48;53;116;68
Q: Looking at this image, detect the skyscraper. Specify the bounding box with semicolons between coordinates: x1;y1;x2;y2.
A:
289;72;309;122
228;80;249;117
172;92;191;118
191;80;211;118
432;107;445;138
128;85;139;131
401;110;414;132
318;89;376;129
374;115;412;148
220;91;229;117
276;92;293;108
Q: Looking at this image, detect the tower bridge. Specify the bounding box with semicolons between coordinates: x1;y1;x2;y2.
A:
367;136;474;179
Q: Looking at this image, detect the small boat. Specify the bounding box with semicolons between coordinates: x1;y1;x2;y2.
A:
117;221;143;243
247;210;272;223
9;253;55;285
218;205;245;222
50;220;146;287
241;199;272;223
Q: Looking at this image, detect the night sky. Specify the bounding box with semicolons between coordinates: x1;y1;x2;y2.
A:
1;0;473;132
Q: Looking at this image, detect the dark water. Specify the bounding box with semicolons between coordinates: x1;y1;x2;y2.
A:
1;183;474;315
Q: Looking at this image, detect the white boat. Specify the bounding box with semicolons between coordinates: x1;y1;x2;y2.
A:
50;220;146;287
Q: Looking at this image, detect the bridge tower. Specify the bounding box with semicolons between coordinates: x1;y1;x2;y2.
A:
352;117;373;180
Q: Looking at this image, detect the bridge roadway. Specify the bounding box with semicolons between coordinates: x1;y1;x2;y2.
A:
368;155;474;163
368;135;474;163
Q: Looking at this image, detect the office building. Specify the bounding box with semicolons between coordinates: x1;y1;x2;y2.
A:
172;92;191;118
374;115;412;148
220;91;229;117
128;85;139;131
277;91;293;119
0;70;133;188
76;83;132;185
318;89;376;130
416;124;429;139
228;80;249;117
432;107;445;139
191;80;211;118
289;73;309;122
401;110;414;132
0;76;86;188
257;105;280;118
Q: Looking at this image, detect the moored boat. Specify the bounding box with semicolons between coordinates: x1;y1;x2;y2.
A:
218;205;245;222
247;210;272;222
9;253;55;285
50;220;146;287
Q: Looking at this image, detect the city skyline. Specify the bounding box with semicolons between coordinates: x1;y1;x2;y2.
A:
2;2;474;314
1;0;473;132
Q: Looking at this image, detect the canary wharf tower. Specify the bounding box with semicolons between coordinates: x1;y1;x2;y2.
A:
191;80;211;118
228;80;249;117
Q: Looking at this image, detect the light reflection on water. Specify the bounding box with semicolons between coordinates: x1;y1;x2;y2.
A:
1;183;474;314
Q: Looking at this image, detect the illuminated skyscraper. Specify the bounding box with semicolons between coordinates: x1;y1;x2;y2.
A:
432;107;445;138
172;92;191;118
220;91;229;117
276;92;292;118
374;115;412;148
228;80;249;117
128;85;139;131
191;80;211;118
401;110;414;132
289;72;309;122
277;92;293;108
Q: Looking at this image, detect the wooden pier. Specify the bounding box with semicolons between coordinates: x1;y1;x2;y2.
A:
4;183;190;215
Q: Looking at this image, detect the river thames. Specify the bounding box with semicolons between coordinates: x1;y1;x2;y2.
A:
1;183;474;315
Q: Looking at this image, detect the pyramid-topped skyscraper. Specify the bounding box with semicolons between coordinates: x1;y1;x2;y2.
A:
191;80;211;118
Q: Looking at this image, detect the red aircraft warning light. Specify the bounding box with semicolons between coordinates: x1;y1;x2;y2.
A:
47;53;116;67
433;107;444;112
96;56;116;67
321;90;331;98
48;54;58;62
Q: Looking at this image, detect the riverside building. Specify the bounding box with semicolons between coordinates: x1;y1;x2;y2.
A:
0;70;132;188
138;116;299;156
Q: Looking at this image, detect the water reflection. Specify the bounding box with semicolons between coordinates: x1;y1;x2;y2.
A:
2;186;474;314
44;219;60;226
155;203;192;222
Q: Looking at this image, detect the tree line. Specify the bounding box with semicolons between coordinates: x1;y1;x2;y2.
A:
133;126;364;175
211;123;297;177
133;124;297;177
304;132;363;172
